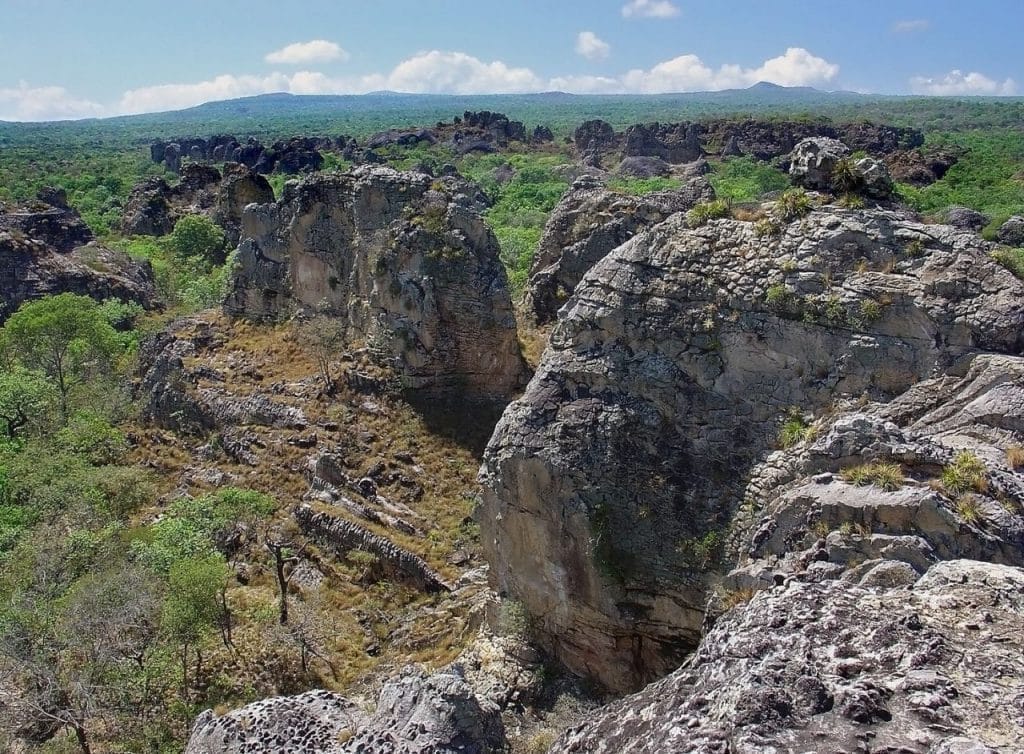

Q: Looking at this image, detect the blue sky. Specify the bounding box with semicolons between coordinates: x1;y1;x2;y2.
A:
0;0;1021;120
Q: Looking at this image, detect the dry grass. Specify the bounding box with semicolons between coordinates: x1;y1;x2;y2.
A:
941;451;988;496
126;312;494;699
1007;445;1024;470
839;461;905;491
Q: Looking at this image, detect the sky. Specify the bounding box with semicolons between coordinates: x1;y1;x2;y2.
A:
0;0;1021;121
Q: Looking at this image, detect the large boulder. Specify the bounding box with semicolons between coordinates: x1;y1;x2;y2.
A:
224;166;527;400
945;206;989;231
185;668;506;754
478;203;1024;692
788;137;851;191
0;193;157;318
525;175;715;324
622;122;703;164
554;560;1024;753
997;215;1024;247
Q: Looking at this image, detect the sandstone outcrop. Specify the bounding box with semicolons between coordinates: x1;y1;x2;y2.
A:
478;202;1024;692
122;162;273;244
0;191;157;318
525;174;715;323
555;559;1024;753
224;166;527;399
185;668;506;754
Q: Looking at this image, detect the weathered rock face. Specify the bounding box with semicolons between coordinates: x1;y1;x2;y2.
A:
554;559;1024;753
886;146;960;187
0;193;157;318
150;134;330;175
478;204;1024;692
224;166;527;399
525;175;715;324
574;120;619;155
788;136;851;191
185;668;506;754
997;215;1024;247
122;162;273;244
622;123;703;164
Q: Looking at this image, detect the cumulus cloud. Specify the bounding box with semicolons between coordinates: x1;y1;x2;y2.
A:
0;82;104;121
909;69;1017;96
556;47;838;93
7;46;844;120
891;19;929;33
621;0;680;18
384;51;543;94
575;31;611;61
265;40;348;65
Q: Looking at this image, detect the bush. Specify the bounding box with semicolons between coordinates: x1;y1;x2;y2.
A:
607;176;682;195
774;188;813;221
169;214;226;266
709;157;789;202
840;462;905;491
778;409;813;449
686;199;731;228
991;246;1024;280
941;451;988;496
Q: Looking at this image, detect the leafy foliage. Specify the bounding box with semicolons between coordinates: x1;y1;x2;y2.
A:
709;156;789;202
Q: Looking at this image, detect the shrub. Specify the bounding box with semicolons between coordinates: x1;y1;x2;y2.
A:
840;461;905;491
955;494;983;524
774;188;813;221
709;156;789;202
686;199;731;228
991;246;1024;280
607;176;682;195
169;214;226;266
941;451;988;496
778;410;813;449
765;284;790;308
857;299;883;325
1007;445;1024;470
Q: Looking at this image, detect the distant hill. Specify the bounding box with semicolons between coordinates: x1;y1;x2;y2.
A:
2;84;1022;148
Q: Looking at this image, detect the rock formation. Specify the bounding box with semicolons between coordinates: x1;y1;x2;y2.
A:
224;166;527;399
151;135;329;174
478;201;1024;692
185;668;506;754
555;559;1024;753
789;137;894;199
525;174;715;323
122;162;273;244
0;190;157;318
997;215;1024;247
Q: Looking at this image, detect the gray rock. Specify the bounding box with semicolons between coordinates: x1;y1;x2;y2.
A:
524;175;714;323
224;166;527;400
185;668;506;754
616;156;671;179
479;203;1024;691
554;560;1024;753
946;206;989;232
853;156;895;199
997;215;1024;247
789;137;851;191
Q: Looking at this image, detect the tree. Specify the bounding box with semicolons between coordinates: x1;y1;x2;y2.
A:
295;309;348;393
0;294;121;417
0;366;56;440
169;214;226;266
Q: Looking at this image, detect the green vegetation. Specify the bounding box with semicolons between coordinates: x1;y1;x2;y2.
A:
606;175;682;195
840;461;905;491
898;131;1024;228
992;246;1024;279
709;156;789;202
686;198;731;228
460;151;571;292
941;450;989;496
114;234;230;312
169;213;227;265
778;409;814;449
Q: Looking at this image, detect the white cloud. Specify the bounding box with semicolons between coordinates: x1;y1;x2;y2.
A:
909;69;1017;96
748;47;839;87
0;81;104;121
384;51;543;94
558;47;838;94
621;0;680;18
891;19;929;33
575;31;611;61
4;46;844;120
265;40;348;65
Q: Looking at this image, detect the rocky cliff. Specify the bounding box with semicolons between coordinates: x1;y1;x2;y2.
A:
478;199;1024;692
224;166;527;399
0;190;157;318
525;174;715;323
